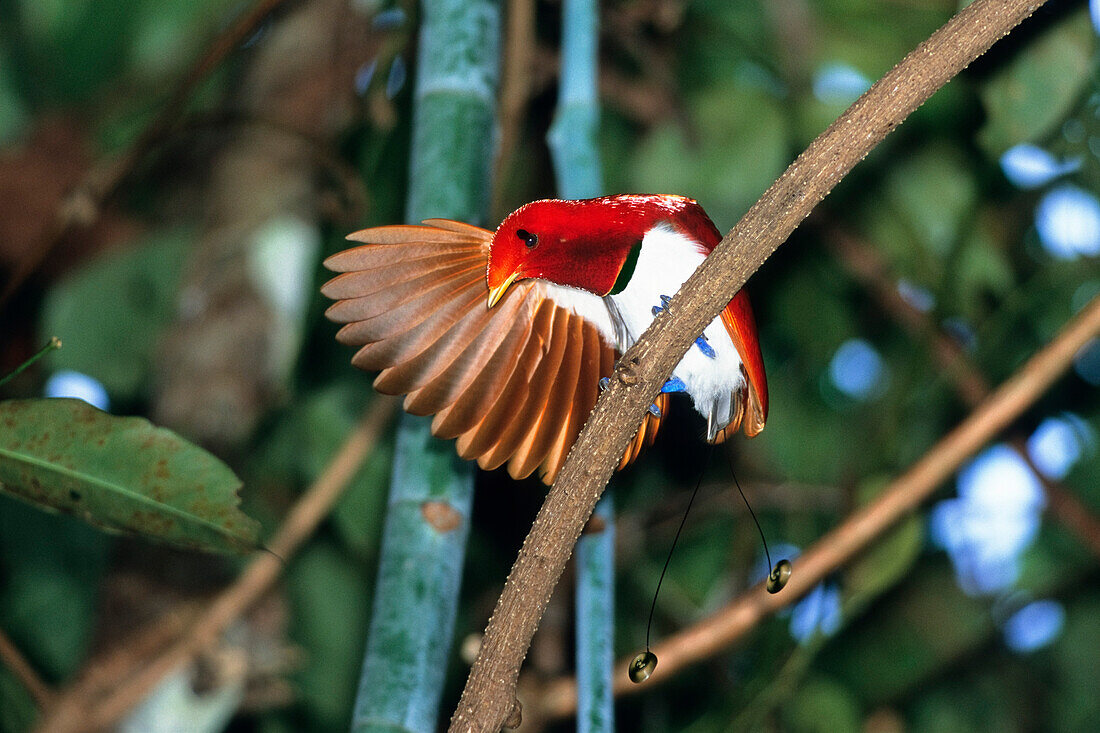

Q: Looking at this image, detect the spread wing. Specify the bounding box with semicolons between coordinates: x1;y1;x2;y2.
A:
322;220;664;484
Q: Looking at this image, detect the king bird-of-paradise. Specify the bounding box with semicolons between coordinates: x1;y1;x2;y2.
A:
322;194;768;484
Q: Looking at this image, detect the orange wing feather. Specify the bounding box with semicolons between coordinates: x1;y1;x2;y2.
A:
323;221;665;484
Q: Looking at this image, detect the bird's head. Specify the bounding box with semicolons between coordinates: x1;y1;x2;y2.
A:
486;195;704;307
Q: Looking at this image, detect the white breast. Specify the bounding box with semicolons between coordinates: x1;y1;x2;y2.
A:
542;224;746;439
607;225;746;437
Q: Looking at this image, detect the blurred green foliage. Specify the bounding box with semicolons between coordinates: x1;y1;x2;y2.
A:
0;0;1098;731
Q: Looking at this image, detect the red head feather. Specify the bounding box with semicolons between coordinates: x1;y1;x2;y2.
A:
487;194;720;302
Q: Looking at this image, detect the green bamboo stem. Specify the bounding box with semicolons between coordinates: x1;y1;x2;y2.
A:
573;492;615;733
547;0;602;199
547;0;615;729
351;1;499;730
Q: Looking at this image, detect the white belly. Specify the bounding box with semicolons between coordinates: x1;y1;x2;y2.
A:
606;225;746;436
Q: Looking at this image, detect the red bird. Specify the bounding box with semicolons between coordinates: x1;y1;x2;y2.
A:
322;194;768;484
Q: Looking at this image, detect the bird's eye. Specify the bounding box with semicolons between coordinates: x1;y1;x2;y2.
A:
516;229;538;249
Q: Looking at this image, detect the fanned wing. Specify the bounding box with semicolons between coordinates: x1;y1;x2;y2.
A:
322;221;666;484
713;289;768;442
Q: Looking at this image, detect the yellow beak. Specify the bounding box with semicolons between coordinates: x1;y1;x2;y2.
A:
487;271;518;308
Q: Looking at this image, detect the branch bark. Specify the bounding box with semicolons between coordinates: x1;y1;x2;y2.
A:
449;0;1050;729
535;292;1100;720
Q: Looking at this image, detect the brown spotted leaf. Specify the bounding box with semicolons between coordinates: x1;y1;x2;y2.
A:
0;398;260;554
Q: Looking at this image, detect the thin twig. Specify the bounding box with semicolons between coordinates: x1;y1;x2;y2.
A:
0;626;55;709
0;0;294;308
449;1;1049;729
535;294;1100;720
36;397;397;733
827;226;1100;559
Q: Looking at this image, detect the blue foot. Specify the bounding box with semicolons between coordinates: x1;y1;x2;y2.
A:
652;295;674;318
661;376;687;393
648;403;663;418
598;376;610;392
695;334;716;359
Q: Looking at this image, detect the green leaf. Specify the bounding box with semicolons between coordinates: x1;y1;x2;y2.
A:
978;7;1094;155
0;398;259;554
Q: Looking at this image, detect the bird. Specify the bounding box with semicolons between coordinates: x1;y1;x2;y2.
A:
322;193;768;484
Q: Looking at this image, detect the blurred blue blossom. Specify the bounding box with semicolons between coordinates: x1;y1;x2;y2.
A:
1027;415;1092;480
372;6;407;30
386;56;408;99
942;316;978;352
45;370;110;411
789;582;843;644
1003;599;1065;653
897;278;935;313
812;63;871;105
930;445;1045;596
355;59;377;95
1091;0;1100;36
1076;339;1100;386
1035;185;1100;259
829;338;887;400
1000;144;1080;189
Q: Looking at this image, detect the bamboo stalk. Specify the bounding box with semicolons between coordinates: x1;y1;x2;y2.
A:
351;0;500;730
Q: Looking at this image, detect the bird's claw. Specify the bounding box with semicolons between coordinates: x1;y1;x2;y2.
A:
695;334;716;359
661;376;687;393
651;295;674;318
648;403;663;418
598;376;611;392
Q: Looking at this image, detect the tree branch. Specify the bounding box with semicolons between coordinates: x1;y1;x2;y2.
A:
826;225;1100;560
449;1;1050;729
535;292;1100;720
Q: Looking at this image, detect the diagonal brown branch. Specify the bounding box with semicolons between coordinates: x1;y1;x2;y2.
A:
35;397;397;733
535;293;1100;720
449;1;1050;729
827;226;1100;560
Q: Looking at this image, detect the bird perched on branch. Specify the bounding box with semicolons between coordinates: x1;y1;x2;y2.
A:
322;194;768;484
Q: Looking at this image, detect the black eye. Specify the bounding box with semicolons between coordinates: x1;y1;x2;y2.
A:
516;229;538;249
